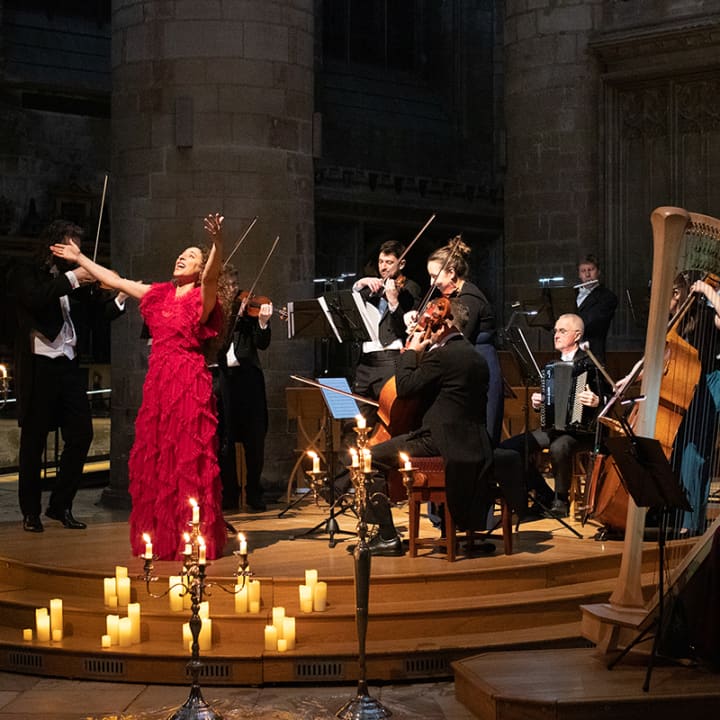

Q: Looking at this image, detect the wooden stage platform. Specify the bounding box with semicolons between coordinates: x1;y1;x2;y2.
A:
0;492;717;717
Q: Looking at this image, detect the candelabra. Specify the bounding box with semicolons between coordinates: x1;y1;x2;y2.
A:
336;423;415;720
139;521;251;720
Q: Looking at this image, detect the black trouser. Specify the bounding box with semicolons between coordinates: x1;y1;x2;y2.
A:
18;355;93;517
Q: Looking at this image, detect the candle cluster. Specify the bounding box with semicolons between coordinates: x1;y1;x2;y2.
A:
25;598;64;643
264;606;296;652
233;578;262;614
103;602;141;648
103;566;131;608
182;601;213;651
298;569;328;613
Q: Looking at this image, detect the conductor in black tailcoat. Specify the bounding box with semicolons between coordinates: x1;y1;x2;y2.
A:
575;254;618;361
10;220;125;532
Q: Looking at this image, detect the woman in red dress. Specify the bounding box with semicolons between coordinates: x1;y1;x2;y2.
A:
51;214;227;560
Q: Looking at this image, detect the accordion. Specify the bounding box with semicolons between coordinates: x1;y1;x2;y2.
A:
540;361;594;433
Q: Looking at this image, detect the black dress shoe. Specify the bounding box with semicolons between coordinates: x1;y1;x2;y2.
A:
45;507;87;529
348;534;405;557
23;515;44;533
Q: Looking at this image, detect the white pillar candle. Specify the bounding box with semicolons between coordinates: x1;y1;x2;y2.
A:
199;601;210;619
198;540;207;565
199;618;212;651
363;448;372;473
282;616;296;650
22;628;33;642
249;600;260;614
313;581;328;612
305;569;318;589
108;594;118;609
52;629;62;642
106;614;120;646
101;634;111;648
115;565;128;581
277;638;288;652
169;576;184;611
264;624;277;651
299;584;313;613
234;584;248;613
127;602;141;644
49;598;63;639
103;577;117;606
248;579;261;608
35;608;49;642
117;577;131;607
272;606;285;636
182;622;192;648
118;617;132;647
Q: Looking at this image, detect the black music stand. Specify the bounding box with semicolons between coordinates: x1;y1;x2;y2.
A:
286;378;361;548
501;324;583;539
544;285;577;324
605;433;692;691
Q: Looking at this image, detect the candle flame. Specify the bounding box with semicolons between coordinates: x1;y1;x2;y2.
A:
238;532;246;542
189;498;197;508
307;450;317;459
142;532;151;543
198;536;205;546
399;452;409;463
184;532;190;542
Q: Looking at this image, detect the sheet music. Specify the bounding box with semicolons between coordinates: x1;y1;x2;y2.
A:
317;377;361;419
317;296;342;343
351;291;381;345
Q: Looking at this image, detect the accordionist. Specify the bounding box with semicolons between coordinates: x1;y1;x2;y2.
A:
500;313;603;519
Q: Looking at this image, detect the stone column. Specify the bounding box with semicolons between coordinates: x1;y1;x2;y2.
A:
503;0;603;345
104;0;315;507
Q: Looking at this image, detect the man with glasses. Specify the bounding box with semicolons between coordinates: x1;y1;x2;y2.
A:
500;313;602;518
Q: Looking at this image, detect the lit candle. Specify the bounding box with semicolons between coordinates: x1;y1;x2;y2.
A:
234;584;248;613
118;617;132;647
22;628;33;642
282;616;296;650
103;577;117;606
238;533;247;555
190;498;200;525
35;608;50;642
116;576;131;607
115;565;128;582
182;622;192;648
169;576;184;612
199;601;210;619
298;584;313;613
183;532;192;556
277;638;288;652
356;414;366;429
108;594;118;609
142;533;153;559
350;448;359;468
308;451;320;473
305;569;318;589
363;448;372;473
199;618;212;651
313;581;328;612
248;579;261;609
101;634;111;648
272;606;286;636
52;628;62;643
249;600;260;614
128;602;141;644
400;452;412;471
264;624;278;651
49;598;63;640
106;614;120;645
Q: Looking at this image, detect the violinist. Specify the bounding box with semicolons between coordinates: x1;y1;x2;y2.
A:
412;238;504;446
359;298;497;556
350;239;421;427
215;266;272;512
10;219;126;533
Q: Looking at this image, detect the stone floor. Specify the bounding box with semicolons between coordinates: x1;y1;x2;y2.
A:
0;474;474;720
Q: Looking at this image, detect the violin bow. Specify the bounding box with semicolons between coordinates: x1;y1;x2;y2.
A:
92;174;109;263
223;215;258;268
396;213;436;265
413;233;464;319
290;375;380;407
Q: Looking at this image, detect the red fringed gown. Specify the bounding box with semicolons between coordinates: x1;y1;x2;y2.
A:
128;282;226;560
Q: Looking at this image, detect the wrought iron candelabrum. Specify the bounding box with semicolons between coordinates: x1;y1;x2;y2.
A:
335;423;416;720
139;520;251;720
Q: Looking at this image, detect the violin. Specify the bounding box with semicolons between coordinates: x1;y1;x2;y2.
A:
237;291;288;321
411;297;453;343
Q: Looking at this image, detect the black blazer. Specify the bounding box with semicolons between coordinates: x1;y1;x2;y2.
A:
10;261;125;424
357;277;421;347
576;284;618;360
395;333;494;530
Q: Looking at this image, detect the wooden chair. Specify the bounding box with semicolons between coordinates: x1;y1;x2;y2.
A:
404;456;513;561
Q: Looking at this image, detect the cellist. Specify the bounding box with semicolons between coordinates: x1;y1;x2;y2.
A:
357;298;499;556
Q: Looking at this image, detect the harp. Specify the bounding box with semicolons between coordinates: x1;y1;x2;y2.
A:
583;206;720;652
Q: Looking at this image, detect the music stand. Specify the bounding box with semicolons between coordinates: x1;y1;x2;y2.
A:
605;434;692;691
501;324;583;539
287;377;361;548
544;285;577;324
